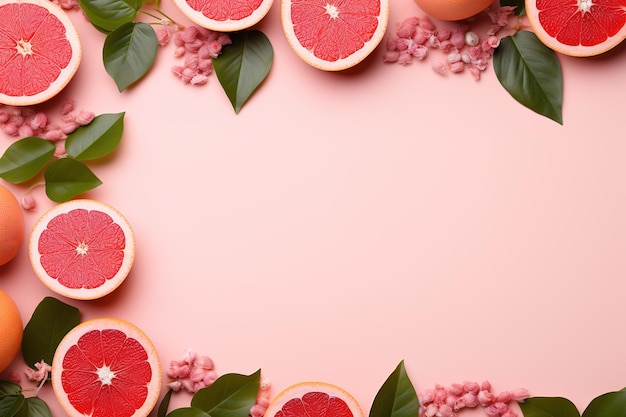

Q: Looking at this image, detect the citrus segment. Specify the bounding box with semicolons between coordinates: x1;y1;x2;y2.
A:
0;289;22;373
413;0;494;21
266;382;364;417
172;0;274;31
52;318;162;417
29;199;135;300
0;184;25;266
0;0;81;106
526;0;626;56
281;0;390;71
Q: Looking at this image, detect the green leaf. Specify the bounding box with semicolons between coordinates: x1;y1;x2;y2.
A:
78;0;142;32
103;22;158;92
158;389;174;417
370;360;419;417
0;381;21;397
65;113;125;161
582;389;626;417
493;30;563;124
213;30;273;114
519;397;580;417
500;0;525;15
0;137;55;183
166;408;211;417
21;297;80;368
191;369;261;417
43;159;102;202
0;394;24;417
18;397;52;417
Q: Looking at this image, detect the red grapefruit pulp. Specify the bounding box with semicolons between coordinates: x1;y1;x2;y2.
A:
29;199;135;300
526;0;626;56
281;0;390;71
52;318;162;417
0;0;81;106
265;382;364;417
172;0;274;31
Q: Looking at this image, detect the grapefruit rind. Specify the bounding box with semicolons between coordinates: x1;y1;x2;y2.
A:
51;318;162;417
0;0;82;106
525;0;626;57
413;0;494;21
280;0;390;71
28;199;135;300
265;381;365;417
171;0;274;32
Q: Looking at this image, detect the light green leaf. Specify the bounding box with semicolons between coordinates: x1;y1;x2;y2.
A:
166;408;211;417
519;397;580;417
18;398;52;417
213;30;273;114
370;360;419;417
103;22;158;92
582;389;626;417
21;297;80;369
0;394;24;417
0;137;55;183
158;389;174;417
191;369;261;417
44;158;102;202
500;0;525;15
78;0;142;32
65;113;125;161
493;30;563;124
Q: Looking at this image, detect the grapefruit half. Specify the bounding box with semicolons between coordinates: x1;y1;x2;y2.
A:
526;0;626;56
29;199;135;300
172;0;274;32
281;0;390;71
0;0;81;106
265;382;364;417
414;0;494;21
51;318;162;417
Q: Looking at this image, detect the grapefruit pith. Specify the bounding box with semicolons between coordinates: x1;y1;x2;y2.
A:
265;382;364;417
526;0;626;56
0;184;25;266
0;0;82;106
29;199;135;300
414;0;494;21
172;0;274;32
51;318;162;417
0;289;22;373
281;0;390;71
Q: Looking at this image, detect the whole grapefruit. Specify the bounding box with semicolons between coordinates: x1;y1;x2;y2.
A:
0;289;23;373
0;184;25;266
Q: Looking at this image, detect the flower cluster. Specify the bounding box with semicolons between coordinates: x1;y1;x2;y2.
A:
0;100;94;142
383;7;518;80
156;24;231;86
166;349;272;417
418;381;530;417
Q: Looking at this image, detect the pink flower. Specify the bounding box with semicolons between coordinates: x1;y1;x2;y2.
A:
76;110;95;125
432;60;447;75
478;390;495;406
156;26;171;46
510;388;530;402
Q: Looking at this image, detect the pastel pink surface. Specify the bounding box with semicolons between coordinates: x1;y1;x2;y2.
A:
1;0;626;416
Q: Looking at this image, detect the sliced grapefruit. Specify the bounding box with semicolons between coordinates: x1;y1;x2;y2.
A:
51;318;162;417
526;0;626;56
265;382;364;417
29;199;135;300
172;0;274;32
414;0;494;21
0;0;81;106
281;0;390;71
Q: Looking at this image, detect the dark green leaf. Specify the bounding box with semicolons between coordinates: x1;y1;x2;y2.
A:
19;397;52;417
65;113;125;160
213;30;273;114
500;0;525;15
493;31;563;124
0;137;55;183
0;381;21;397
582;389;626;417
0;394;24;417
78;0;142;32
158;389;174;417
44;159;102;202
103;22;158;92
191;369;261;417
166;408;211;417
22;297;80;368
519;397;580;417
370;360;419;417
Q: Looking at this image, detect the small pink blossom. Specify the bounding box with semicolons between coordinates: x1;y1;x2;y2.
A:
510;388;530;402
156;26;171;46
54;145;67;158
76;110;95;125
24;360;52;382
432;60;447;75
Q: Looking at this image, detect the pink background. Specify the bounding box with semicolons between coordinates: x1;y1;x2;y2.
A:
2;0;626;415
